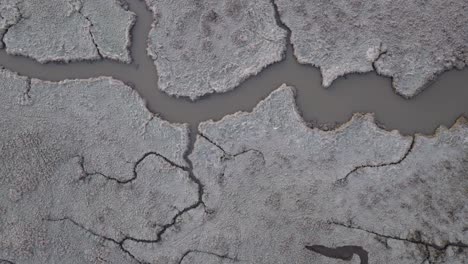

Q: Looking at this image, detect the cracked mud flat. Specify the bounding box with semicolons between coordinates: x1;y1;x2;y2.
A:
0;0;467;263
144;0;286;99
0;69;193;263
0;0;135;63
0;69;466;263
187;86;468;264
275;0;468;97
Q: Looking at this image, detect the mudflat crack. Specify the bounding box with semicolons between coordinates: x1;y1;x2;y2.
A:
329;220;468;251
305;245;368;264
0;259;15;264
180;136;206;220
270;0;293;60
336;136;415;185
140;114;156;135
270;0;291;39
77;151;187;184
75;6;103;59
371;42;388;72
0;6;22;48
1;26;10;48
421;245;432;264
44;217;146;264
55;144;207;260
18;76;32;105
198;132;228;155
87;28;103;59
24;77;31;95
177;250;240;264
198;132;265;162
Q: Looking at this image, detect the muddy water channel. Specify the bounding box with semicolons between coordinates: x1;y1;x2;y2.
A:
0;0;467;139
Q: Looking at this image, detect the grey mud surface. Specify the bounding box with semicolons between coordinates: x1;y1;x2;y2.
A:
144;0;287;99
0;78;466;263
275;0;468;97
0;0;467;263
188;86;468;264
1;0;135;63
0;68;194;263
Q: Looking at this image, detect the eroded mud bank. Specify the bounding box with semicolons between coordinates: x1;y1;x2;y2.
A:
0;69;466;263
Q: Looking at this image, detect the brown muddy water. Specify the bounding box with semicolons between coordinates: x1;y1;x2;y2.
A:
0;0;467;140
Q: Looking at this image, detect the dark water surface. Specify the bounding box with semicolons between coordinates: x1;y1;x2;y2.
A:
0;0;467;139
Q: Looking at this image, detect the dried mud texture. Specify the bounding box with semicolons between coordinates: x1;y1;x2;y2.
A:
0;1;21;49
1;0;135;63
275;0;468;97
121;86;467;263
1;76;467;263
145;0;287;99
0;68;193;263
182;86;465;264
